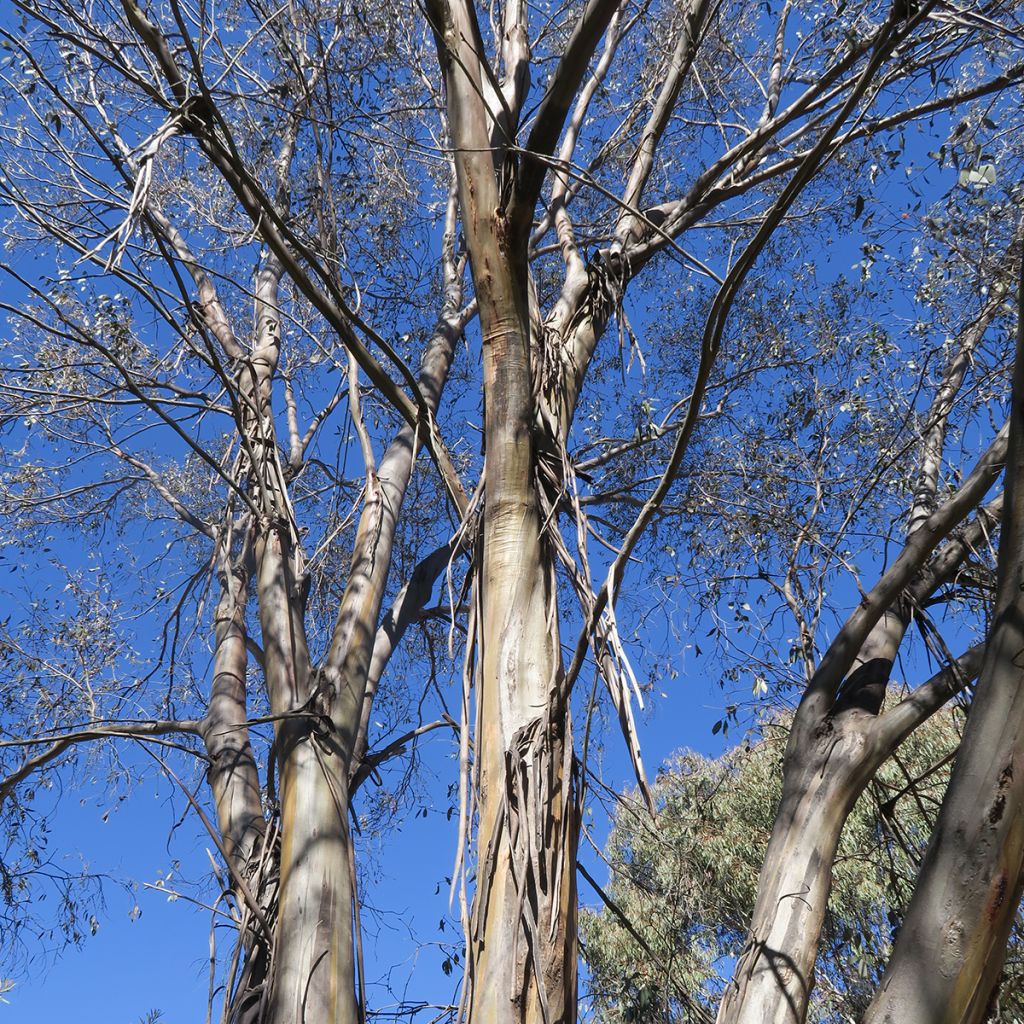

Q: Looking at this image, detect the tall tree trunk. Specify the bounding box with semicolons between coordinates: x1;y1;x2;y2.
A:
215;252;357;1024
863;243;1024;1024
469;525;577;1024
426;2;579;1017
257;519;359;1024
200;556;274;1024
462;144;578;1024
717;586;917;1024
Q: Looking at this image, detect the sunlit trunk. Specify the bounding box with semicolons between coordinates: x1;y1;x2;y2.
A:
258;526;360;1024
423;0;583;1014
270;730;356;1024
469;473;577;1023
239;260;360;1023
463;204;578;1021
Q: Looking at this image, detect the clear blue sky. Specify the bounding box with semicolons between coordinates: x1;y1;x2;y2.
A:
0;4;1002;1020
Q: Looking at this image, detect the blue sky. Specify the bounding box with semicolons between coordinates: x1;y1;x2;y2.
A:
1;688;727;1022
0;163;993;1024
0;1;1017;1020
0;193;991;1024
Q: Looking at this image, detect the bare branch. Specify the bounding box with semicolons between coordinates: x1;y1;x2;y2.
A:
0;718;202;805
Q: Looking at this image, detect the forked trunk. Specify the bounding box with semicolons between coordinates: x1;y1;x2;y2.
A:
716;284;1013;1024
863;246;1024;1024
258;527;360;1024
716;588;990;1024
427;0;582;1014
716;601;912;1024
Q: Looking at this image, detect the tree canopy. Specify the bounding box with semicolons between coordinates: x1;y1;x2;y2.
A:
583;704;1024;1024
0;0;1022;1021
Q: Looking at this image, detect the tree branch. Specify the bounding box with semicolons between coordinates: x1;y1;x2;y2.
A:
0;718;202;805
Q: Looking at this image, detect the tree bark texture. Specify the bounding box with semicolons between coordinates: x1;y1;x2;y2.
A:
427;1;580;1017
717;713;889;1024
863;240;1024;1024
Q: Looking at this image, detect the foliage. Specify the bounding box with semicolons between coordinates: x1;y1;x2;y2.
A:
582;705;1024;1023
0;0;1019;1018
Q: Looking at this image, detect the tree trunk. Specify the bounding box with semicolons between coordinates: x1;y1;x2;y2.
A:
425;1;581;1017
258;525;360;1024
469;481;577;1023
716;720;876;1024
202;564;265;878
464;190;578;1024
243;261;360;1024
199;560;274;1024
269;732;356;1024
863;246;1024;1024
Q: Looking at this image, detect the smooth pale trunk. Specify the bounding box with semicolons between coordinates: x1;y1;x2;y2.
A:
461;174;577;1024
270;730;356;1024
259;528;359;1024
201;571;270;1024
254;253;461;1024
203;571;265;874
716;726;874;1024
716;610;908;1024
430;0;581;1010
714;419;1005;1024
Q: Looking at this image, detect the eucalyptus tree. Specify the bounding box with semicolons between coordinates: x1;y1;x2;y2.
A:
415;5;1024;1020
0;2;1019;1024
711;204;1023;1024
573;180;1022;1024
861;224;1024;1024
0;6;472;1022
